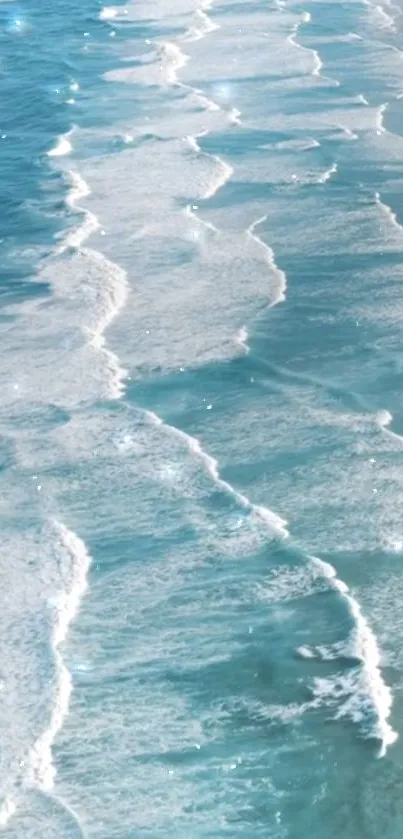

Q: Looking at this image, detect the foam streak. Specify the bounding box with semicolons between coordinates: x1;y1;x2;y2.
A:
247;216;287;306
310;554;397;756
26;523;91;791
146;409;288;537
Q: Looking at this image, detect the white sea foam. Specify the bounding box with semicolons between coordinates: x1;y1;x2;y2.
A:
247;216;287;306
229;107;242;125
58;170;100;252
287;16;337;84
203;157;233;199
376;103;387;134
25;523;92;791
375;191;403;233
48;135;72;157
309;554;397;755
317;161;338;183
99;6;117;20
296;645;316;659
373;3;396;28
0;798;16;827
52;165;129;400
159;42;189;84
375;408;403;446
145;410;288;538
235;325;250;354
185;8;219;41
184;202;218;236
186;131;233;200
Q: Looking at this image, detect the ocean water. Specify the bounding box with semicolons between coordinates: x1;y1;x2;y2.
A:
2;0;403;835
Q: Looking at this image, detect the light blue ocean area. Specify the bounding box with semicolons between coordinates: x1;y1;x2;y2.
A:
2;0;403;835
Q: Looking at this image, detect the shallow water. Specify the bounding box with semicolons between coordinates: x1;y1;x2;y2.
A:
2;0;403;835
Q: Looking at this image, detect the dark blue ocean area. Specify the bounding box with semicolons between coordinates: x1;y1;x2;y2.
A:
1;0;403;837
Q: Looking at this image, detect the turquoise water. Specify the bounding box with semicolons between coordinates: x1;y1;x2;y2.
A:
2;0;403;835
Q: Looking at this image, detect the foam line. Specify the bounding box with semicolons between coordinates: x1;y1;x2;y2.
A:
309;554;397;756
57;170;100;253
376;408;403;444
145;409;289;537
317;161;338;183
287;13;339;86
26;523;91;791
235;325;250;354
185;8;219;41
142;408;394;754
185;132;234;200
376;103;387;135
158;42;189;85
184;203;218;234
48;132;73;158
54;170;129;400
203;156;234;199
373;2;396;28
375;191;403;233
247;216;287;306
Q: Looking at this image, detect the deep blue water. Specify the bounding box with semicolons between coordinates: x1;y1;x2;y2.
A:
2;0;403;836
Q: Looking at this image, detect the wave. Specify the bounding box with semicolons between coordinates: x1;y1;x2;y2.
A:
145;409;289;538
53;167;129;400
183;202;218;235
375;190;403;233
185;129;234;205
376;102;387;134
142;402;395;754
287;12;339;86
184;7;219;42
371;2;396;29
247;216;287;306
47;132;73;158
57;170;100;253
25;523;92;792
308;554;397;756
158;42;189;85
376;408;403;445
317;161;338;183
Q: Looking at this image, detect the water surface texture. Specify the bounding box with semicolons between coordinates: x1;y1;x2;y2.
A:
2;0;403;836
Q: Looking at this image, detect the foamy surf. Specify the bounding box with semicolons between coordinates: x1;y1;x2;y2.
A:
52;165;129;400
58;170;100;253
376;408;403;445
317;161;338;183
247;216;287;306
47;134;73;158
235;325;250;354
145;410;289;538
158;42;189;85
0;798;16;828
309;554;397;756
287;13;339;86
25;523;92;792
376;103;387;134
184;8;219;42
375;191;403;233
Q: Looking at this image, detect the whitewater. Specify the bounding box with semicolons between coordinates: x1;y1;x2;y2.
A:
2;0;403;835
